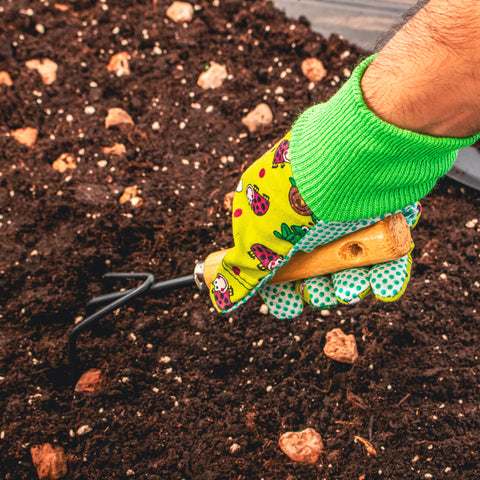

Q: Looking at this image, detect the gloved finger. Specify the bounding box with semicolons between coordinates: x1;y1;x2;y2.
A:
297;276;338;309
369;248;413;301
259;282;304;319
332;267;372;305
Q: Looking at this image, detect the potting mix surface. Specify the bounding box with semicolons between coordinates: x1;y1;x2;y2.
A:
1;1;480;479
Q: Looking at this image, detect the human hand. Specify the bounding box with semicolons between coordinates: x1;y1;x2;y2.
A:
209;133;421;318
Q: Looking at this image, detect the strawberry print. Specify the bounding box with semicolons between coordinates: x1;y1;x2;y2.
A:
272;139;290;168
248;243;283;271
246;184;270;216
212;273;234;310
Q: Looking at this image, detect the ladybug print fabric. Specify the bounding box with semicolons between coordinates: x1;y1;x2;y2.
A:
209;133;316;311
272;139;290;168
248;243;283;271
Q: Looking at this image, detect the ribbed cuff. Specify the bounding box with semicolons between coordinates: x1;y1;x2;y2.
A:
290;55;480;222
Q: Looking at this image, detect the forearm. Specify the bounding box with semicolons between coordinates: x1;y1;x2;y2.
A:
362;0;480;137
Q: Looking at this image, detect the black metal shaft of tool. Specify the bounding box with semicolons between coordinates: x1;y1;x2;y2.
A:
85;274;196;309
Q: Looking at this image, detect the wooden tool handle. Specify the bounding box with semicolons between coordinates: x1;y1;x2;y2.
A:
202;213;412;288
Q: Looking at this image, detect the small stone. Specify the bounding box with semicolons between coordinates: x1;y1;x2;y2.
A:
107;52;131;76
74;368;103;393
229;443;241;454
259;304;269;315
76;425;92;436
102;143;127;156
465;219;478;229
52;153;76;173
0;71;13;86
30;443;68;480
166;1;194;23
241;103;273;133
301;58;327;82
12;127;38;147
223;191;235;212
278;428;324;464
159;355;172;364
26;58;58;85
105;108;134;128
84;105;95;115
120;185;143;207
324;328;358;364
197;62;228;89
103;143;126;156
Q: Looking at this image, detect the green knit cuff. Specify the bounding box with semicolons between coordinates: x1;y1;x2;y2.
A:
290;54;480;222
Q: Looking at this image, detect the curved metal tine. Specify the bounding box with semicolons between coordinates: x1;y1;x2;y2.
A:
85;272;148;309
86;274;196;310
86;289;133;309
68;272;155;382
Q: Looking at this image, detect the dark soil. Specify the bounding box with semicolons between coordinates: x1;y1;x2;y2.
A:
1;1;480;479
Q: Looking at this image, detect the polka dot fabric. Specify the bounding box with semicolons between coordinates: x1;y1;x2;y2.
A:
260;283;304;318
332;268;372;304
369;249;412;301
302;276;338;308
259;276;341;319
259;247;413;319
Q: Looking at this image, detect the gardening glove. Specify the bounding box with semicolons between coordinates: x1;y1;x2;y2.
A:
211;132;421;318
210;54;480;318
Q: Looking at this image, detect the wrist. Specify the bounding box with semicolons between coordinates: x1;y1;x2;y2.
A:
361;54;480;138
361;0;480;138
